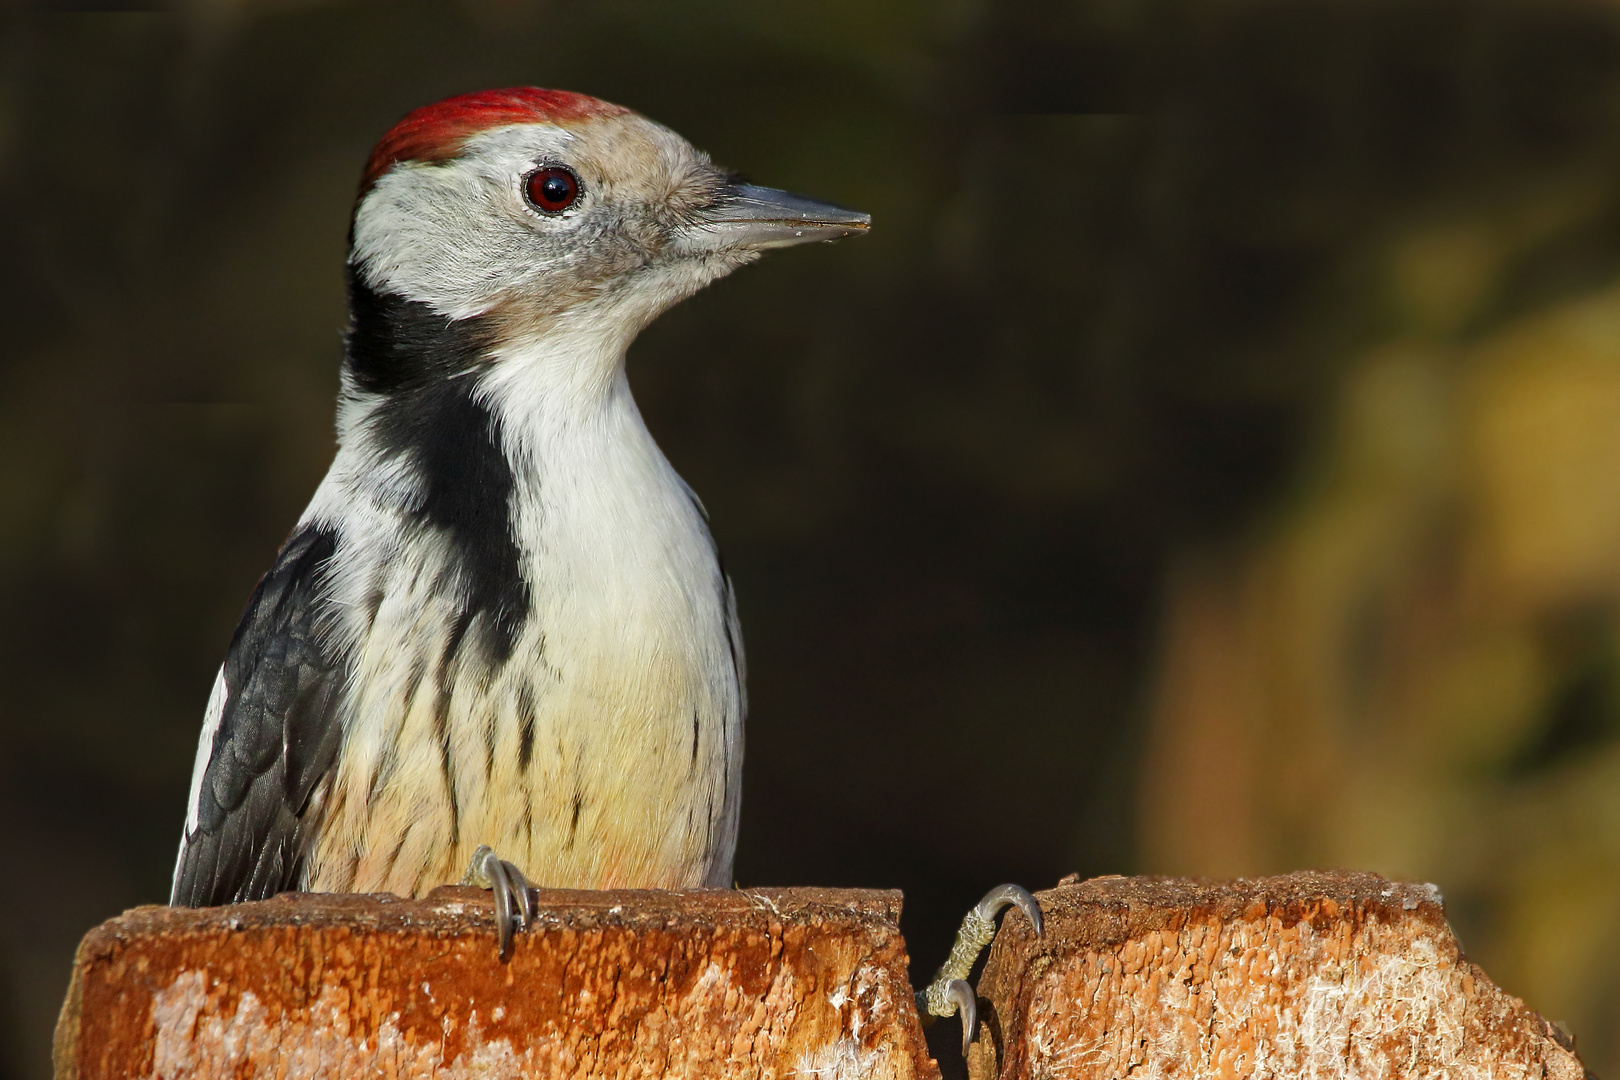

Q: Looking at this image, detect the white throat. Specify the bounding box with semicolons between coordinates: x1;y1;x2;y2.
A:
484;319;723;668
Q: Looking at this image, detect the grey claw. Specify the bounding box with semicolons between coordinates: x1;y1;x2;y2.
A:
467;844;534;963
487;854;517;961
945;979;976;1055
515;865;537;926
975;883;1044;938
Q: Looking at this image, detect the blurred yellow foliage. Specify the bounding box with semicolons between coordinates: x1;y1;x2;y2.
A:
1144;249;1620;1059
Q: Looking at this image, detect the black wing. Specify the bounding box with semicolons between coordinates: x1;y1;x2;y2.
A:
171;523;348;906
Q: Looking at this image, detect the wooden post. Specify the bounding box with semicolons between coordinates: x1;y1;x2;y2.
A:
969;871;1593;1080
55;872;1595;1078
54;886;938;1080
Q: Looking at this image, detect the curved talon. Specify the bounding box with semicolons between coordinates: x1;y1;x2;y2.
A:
974;883;1044;938
945;978;976;1055
516;865;537;926
492;857;517;960
465;844;535;963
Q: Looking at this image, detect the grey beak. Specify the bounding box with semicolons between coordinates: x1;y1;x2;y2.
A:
698;183;871;249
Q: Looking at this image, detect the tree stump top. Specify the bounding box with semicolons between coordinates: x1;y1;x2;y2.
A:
56;885;934;1080
1014;869;1446;939
973;870;1590;1080
68;883;905;941
55;871;1595;1079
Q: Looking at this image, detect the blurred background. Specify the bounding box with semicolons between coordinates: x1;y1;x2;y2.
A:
5;0;1620;1074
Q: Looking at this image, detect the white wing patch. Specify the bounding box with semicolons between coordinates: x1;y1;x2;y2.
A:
182;666;230;836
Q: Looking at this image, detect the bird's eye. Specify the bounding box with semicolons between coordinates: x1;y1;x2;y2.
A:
524;167;581;214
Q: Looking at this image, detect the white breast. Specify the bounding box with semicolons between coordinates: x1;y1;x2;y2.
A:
303;340;744;896
492;358;745;888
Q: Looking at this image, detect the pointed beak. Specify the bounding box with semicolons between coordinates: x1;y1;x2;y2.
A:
695;183;871;250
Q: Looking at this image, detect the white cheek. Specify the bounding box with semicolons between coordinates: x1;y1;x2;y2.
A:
352;129;582;319
352;169;537;319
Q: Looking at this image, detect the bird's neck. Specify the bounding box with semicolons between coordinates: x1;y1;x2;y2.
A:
339;275;645;451
478;312;645;462
335;280;678;529
306;277;720;716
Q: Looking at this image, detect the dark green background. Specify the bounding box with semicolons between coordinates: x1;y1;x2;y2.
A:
6;1;1620;1074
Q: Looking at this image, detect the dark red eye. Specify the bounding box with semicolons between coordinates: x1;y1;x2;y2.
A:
525;166;580;214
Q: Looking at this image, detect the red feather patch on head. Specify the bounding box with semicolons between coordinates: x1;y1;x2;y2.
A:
362;88;630;193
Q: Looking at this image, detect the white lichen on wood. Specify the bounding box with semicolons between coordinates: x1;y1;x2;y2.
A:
973;873;1588;1080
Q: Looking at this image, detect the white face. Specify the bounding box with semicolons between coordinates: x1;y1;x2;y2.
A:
350;113;758;332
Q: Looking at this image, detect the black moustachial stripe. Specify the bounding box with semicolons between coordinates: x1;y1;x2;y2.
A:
172;523;347;907
345;268;532;667
345;265;489;396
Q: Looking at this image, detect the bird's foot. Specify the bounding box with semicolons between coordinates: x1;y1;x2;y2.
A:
461;844;537;962
916;884;1044;1055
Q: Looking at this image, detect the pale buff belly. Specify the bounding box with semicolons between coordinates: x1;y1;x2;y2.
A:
303;588;738;898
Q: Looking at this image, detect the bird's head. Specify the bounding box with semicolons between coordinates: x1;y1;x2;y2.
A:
349;88;869;353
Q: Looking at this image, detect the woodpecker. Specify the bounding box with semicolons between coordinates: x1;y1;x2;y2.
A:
170;88;869;947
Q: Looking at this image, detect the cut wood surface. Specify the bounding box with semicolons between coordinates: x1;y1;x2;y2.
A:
969;870;1593;1080
54;886;938;1080
54;872;1595;1079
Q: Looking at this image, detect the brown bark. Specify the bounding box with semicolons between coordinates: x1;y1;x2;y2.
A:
969;871;1593;1080
54;886;939;1080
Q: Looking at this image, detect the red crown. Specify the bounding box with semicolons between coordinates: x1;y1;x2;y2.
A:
362;88;629;192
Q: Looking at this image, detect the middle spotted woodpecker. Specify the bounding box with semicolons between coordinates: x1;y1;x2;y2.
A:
169;90;1037;1056
170;88;869;955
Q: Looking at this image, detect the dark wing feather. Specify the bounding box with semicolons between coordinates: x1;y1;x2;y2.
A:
171;523;348;907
